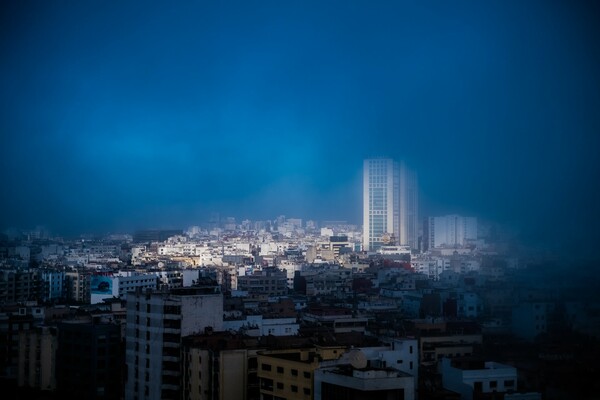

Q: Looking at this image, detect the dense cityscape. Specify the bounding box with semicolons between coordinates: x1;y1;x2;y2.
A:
1;158;599;400
2;1;600;400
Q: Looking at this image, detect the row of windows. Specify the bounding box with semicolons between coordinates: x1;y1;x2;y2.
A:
473;380;514;391
261;363;311;378
262;378;311;395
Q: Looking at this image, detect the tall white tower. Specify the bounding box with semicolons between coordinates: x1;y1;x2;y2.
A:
363;158;418;251
399;161;419;251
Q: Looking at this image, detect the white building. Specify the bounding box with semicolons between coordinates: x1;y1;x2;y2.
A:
223;315;299;336
358;338;419;381
363;158;418;251
314;343;418;400
441;358;517;400
315;366;415;400
39;270;65;302
399;160;419;251
377;245;411;256
116;273;158;299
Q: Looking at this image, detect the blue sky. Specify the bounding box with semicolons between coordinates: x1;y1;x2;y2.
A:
1;1;599;252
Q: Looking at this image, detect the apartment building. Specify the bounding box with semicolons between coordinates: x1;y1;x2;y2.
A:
124;283;223;400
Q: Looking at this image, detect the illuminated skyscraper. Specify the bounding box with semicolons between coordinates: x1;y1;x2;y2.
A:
363;158;418;251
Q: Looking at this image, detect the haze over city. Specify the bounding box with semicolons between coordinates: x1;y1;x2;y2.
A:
4;3;600;399
1;1;600;257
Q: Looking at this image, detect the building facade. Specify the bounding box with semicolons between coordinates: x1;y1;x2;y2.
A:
257;347;345;400
181;333;261;400
125;284;223;400
441;358;517;400
237;268;287;297
363;159;418;251
56;320;122;400
17;326;57;391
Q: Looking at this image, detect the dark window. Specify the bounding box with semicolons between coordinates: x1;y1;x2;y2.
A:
291;369;298;376
261;378;273;391
303;371;310;379
248;358;258;369
490;381;497;389
474;382;482;392
164;319;181;329
276;382;283;389
261;363;272;371
162;347;178;357
505;380;515;387
163;333;180;343
303;387;310;395
277;366;284;373
291;385;298;392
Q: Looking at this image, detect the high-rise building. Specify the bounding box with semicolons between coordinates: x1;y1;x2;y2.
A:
362;158;418;251
124;282;223;400
426;215;477;249
399;161;419;251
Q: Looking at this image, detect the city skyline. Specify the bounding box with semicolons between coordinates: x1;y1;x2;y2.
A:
1;1;599;259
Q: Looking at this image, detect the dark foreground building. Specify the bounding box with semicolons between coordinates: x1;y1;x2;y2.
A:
56;320;122;399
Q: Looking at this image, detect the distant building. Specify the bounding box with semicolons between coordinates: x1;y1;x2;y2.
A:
427;215;477;250
65;270;91;303
39;270;65;302
133;229;183;243
363;158;418;251
302;307;368;334
223;314;299;337
237;268;287;297
91;271;187;304
0;270;40;303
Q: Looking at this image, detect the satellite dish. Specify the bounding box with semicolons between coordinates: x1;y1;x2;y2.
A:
346;350;367;369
